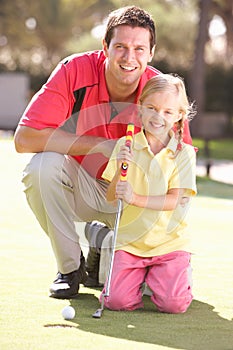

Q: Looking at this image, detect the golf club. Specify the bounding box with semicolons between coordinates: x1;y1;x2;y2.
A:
92;198;122;318
92;123;134;318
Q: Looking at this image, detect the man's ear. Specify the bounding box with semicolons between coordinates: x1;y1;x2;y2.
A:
102;39;108;57
148;46;155;62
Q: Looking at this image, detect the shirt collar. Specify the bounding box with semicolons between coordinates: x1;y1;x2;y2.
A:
134;129;178;154
135;73;149;103
99;54;110;103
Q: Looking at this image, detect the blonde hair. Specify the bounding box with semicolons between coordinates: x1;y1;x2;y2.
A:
139;74;195;156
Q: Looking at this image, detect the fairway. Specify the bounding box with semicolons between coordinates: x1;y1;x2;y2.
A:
1;139;233;350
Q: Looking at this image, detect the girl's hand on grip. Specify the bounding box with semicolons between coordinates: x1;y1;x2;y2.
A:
116;180;134;204
117;145;133;169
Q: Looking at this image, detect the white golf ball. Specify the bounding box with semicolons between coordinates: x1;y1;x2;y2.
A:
61;305;75;320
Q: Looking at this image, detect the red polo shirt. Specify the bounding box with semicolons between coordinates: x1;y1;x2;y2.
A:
19;50;192;178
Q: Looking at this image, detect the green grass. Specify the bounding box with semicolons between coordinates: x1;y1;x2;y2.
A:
197;176;233;199
1;139;233;350
193;138;233;160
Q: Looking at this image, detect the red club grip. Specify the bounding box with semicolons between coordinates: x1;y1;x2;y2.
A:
120;123;134;181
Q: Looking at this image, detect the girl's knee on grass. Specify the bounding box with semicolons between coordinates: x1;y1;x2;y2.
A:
103;290;144;311
151;293;193;314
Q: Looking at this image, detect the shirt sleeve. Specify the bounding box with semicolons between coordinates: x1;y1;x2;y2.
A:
19;60;75;129
168;145;197;196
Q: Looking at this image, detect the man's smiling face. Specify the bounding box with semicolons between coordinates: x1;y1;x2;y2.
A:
103;25;153;91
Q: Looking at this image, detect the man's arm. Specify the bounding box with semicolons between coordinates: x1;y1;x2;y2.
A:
14;125;116;158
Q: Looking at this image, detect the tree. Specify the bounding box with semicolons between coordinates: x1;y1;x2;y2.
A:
211;0;233;64
188;0;233;137
147;0;197;70
188;0;212;137
0;0;115;74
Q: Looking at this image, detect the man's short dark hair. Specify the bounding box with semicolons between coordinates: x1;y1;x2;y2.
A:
104;6;156;51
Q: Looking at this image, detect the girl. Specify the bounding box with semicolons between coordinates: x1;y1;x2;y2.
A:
101;74;197;314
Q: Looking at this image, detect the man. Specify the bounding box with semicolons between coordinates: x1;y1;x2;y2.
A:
14;6;192;299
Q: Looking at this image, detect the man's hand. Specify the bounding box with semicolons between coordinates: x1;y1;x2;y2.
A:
94;139;117;158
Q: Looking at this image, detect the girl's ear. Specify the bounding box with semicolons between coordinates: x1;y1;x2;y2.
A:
174;118;182;134
175;112;184;123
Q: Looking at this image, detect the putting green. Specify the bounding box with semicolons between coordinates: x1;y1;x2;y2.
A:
1;139;232;350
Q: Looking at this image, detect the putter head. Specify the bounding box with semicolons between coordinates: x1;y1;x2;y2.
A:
92;294;105;318
92;308;103;318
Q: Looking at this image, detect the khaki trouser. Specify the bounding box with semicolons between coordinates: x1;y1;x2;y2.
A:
22;152;116;274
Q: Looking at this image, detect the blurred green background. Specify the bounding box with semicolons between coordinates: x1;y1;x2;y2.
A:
0;0;233;175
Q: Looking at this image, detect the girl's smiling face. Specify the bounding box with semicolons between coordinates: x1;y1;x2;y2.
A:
140;89;181;142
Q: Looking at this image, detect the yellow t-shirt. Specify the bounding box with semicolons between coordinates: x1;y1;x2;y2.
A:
102;130;197;257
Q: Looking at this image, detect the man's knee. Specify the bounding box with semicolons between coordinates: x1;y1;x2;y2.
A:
84;222;110;251
23;152;65;185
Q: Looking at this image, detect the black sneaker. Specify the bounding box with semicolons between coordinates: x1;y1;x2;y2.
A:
84;247;103;288
49;252;87;299
84;222;110;288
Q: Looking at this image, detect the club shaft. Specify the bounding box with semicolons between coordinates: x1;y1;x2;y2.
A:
93;124;134;318
104;199;122;297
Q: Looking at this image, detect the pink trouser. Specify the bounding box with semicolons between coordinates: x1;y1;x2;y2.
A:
101;250;193;314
